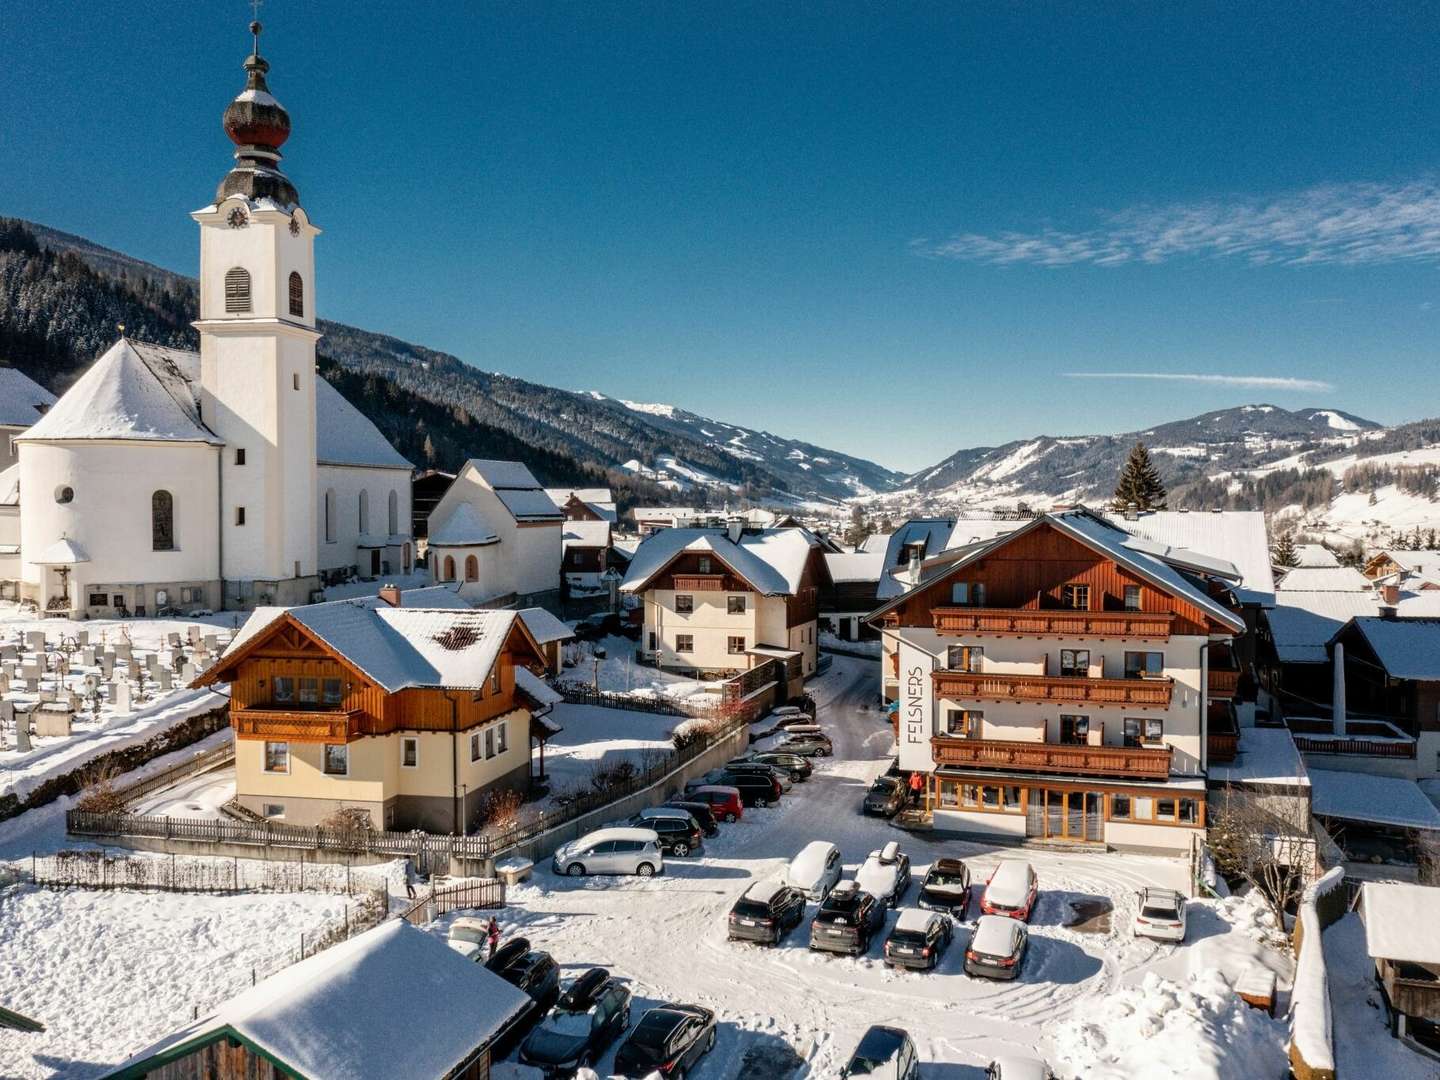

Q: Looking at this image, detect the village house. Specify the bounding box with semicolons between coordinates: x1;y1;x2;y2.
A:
1364;548;1440;587
197;592;552;832
411;468;456;546
105;919;532;1080
545;486;618;523
869;508;1259;854
820;547;886;642
622;523;830;687
631;506;777;537
561;518;617;594
0;368;55;473
1360;881;1440;1057
425;460;564;609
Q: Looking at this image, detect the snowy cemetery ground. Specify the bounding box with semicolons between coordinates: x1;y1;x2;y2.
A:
0;605;238;806
446;656;1298;1079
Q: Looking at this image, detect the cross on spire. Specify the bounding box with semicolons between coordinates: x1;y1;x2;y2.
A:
249;0;263;53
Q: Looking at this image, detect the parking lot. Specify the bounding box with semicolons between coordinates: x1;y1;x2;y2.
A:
478;654;1288;1078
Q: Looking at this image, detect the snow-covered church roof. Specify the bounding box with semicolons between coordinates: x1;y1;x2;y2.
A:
16;339;411;470
428;501;499;547
0;368;57;428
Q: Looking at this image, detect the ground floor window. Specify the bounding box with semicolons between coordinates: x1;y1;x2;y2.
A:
263;741;289;773
322;743;348;776
495;720;508;754
675;634;694;653
938;779;1022;815
727;635;746;655
88;592;107;607
401;737;418;768
262;803;285;819
469;732;481;762
1107;790;1202;827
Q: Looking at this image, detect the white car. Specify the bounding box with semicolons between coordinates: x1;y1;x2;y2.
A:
1134;886;1187;942
446;916;489;961
855;841;912;908
786;840;843;901
552;826;664;878
987;1054;1054;1080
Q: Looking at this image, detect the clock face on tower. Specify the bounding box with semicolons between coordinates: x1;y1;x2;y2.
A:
227;207;248;229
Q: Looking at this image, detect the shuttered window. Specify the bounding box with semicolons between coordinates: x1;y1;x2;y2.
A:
224;267;252;313
288;271;304;317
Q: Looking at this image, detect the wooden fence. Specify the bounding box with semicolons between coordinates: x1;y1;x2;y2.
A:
28;848;388;897
398;878;507;926
111;741;236;807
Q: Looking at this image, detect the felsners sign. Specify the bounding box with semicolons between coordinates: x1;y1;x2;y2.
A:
897;640;936;772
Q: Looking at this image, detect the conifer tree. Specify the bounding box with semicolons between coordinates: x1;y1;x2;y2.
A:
1271;528;1300;568
1112;441;1168;511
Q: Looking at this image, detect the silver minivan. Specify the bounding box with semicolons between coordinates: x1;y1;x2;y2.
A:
552;826;665;878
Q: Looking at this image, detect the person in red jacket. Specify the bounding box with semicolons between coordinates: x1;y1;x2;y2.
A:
908;770;925;807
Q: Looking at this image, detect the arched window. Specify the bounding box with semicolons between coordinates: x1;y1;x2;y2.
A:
288;272;304;317
152;490;175;551
402;542;412;574
358;489;369;535
387;490;399;536
443;555;456;582
224;267;252;314
323;489;336;543
464;554;479;582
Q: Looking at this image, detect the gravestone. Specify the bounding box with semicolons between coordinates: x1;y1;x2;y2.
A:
187;625;202;646
145;653;160;675
34;706;72;737
167;631;182;649
158;668;173;691
23;676;38;693
79;647;96;667
14;715;30;752
100;653;115;679
115;642;132;663
180;662;197;685
25;631;45;653
76;630;89;647
202;634;218;653
0;645;16;662
112;681;132;714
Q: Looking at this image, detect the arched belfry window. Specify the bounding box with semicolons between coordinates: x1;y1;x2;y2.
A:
288;272;304;317
224;267;252;314
152;490;175;551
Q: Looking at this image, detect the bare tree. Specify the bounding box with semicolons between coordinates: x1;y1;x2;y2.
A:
1207;788;1316;945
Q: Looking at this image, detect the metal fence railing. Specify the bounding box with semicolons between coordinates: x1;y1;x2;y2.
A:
27;848;388;897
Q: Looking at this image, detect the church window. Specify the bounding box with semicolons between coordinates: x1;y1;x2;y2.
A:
224;267;252;314
465;555;479;582
387;490;399;535
358;490;369;535
54;485;74;505
292;372;300;391
235;448;246;466
151;490;175;551
323;489;336;543
288;272;304;317
235;506;246;526
443;555;456;582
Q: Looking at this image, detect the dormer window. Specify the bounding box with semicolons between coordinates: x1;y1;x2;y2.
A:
224;267;252;314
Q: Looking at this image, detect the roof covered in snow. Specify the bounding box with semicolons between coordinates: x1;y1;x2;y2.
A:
1264;591;1384;664
1374;549;1440;576
1295;544;1341;568
621;527;821;597
563;519;612;549
0;464;18;507
1098;509;1275;606
1277;567;1371;592
1363;882;1440;964
824;550;886;584
314;379;413;470
459;460;562;522
1348;617;1440;680
109;919;531;1080
0;367;57;428
427;501;499;547
1207;728;1310;788
515;665;563;707
518;606;575;645
34;537;90;564
1310;769;1440;830
874;520;958;599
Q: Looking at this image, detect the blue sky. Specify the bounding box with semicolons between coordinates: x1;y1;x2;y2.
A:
5;2;1440;473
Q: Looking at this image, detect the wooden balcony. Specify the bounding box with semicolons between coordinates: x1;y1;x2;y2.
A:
1207;667;1240;698
1208;731;1239;763
672;575;726;592
233;708;365;743
932;607;1174;640
931;735;1173;779
932;670;1174;708
1380;959;1440;1022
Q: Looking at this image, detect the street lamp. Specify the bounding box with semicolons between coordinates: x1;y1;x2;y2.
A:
592;646;607;691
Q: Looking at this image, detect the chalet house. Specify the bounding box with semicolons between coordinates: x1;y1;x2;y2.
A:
518;605;576;675
1326;616;1440;781
197;595;551;832
869;509;1252;854
1360;882;1440;1056
0;368;55;473
426;460;564;609
1364;549;1440;587
545;486;618;523
105;919;532;1080
821;548;885;642
562;518;616;593
622;524;830;686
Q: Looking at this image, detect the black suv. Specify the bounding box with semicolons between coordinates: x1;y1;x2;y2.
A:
744;751;813;782
518;966;632;1077
662;799;720;837
918;858;972;916
486;939;562;1050
884;910;954;971
808;883;884;956
624;811;703;857
694;771;779;807
727;880;807;946
613;1004;718;1078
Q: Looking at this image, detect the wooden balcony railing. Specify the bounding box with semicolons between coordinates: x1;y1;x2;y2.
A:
233;708;365;743
672;575;726;592
1208;667;1240;698
932;607;1174;639
931;735;1173;779
1208;731;1239;763
932;670;1173;708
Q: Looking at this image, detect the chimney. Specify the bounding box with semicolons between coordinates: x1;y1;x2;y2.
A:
378;583;402;608
1380;604;1399;621
727;516;744;544
1381;583;1400;606
1332;641;1347;737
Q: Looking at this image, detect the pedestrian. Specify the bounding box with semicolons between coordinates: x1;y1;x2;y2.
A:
908;770;924;807
486;915;501;959
403;859;417;900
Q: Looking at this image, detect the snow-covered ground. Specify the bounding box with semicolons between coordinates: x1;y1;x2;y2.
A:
0;884;352;1079
128;761;236;819
534;703;683;804
442;655;1294;1078
566;635;713;705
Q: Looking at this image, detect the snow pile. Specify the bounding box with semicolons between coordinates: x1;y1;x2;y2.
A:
1289;867;1343;1074
1050;969;1286;1079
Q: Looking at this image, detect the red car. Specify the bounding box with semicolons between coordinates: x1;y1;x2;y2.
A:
687;784;744;823
979;861;1038;922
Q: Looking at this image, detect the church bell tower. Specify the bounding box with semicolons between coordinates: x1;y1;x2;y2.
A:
192;18;320;607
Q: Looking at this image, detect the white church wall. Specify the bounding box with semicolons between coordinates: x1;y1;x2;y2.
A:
318;463;412;577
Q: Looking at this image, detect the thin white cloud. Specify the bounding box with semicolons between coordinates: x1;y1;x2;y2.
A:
1065;372;1334;392
915;179;1440;267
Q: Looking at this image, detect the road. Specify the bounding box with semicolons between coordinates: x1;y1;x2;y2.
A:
486;654;1199;1078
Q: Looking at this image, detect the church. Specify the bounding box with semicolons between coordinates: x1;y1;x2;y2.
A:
6;24;415;617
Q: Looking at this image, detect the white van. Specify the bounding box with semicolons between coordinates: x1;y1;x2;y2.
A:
786;840;843;901
552;826;664;879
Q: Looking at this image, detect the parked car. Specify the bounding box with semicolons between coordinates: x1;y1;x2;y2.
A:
786;840;844;901
986;1055;1055;1080
770;705;804;720
1133;886;1187;942
742;751;812;781
722;760;794;791
918;858;972;917
808;881;884;955
863;775;907;817
964;914;1029;980
686;784;743;823
552;827;664;878
980;860;1039;921
840;1025;921;1079
774;722;824;736
518;967;633;1076
884;908;953;971
445;915;490;961
728;878;807;945
570;619;604;642
624;809;703;856
612;1003;718;1078
485;936;532;975
662;798;720;837
693;770;780;807
856;841;912;908
488;942;562;1048
776;732;832;757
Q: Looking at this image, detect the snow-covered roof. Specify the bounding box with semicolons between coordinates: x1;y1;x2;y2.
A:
875;520;957;599
1207;728;1310;788
1099;509;1276;606
34;537;90;564
1375;549;1440;576
1363;882;1440;964
1296;544;1341;569
518;606;575;645
111;919;530;1080
427;502;499;547
468;459;546;489
1349;617;1440;680
1310;769;1440;830
20;339;220;445
824;550;885;584
496;487;565;521
546;486;612;505
563;520;612;549
385;584;470;609
314;379;412;470
0;464;18;507
0;367;56;428
514;665;563;707
621;527;819;597
1267;591;1380;663
859;531;893;553
1277;567;1371;592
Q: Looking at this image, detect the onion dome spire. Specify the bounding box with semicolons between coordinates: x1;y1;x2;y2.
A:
216;19;299;207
